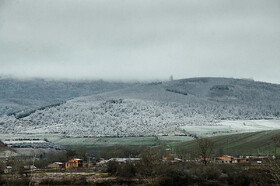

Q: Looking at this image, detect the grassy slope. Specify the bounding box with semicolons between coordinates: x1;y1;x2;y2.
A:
174;130;280;156
49;130;280;156
47;136;159;149
3;130;280;157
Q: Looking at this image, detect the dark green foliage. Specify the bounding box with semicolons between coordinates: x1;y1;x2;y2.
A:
148;82;163;85
33;151;68;168
107;161;118;175
158;169;193;186
165;88;188;95
106;146;166;178
0;175;3;185
210;85;232;91
40;176;88;185
138;146;166;177
98;145;143;159
10;101;66;119
105;99;123;104
194;165;222;184
118;163;137;178
226;171;251;186
195;138;215;165
107;161;137;178
0;176;31;186
66;149;77;159
94;178;143;186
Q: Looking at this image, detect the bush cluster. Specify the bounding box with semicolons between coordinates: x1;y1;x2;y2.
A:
107;161;273;185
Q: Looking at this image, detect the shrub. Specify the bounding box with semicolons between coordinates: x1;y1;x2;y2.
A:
158;169;193;186
117;162;137;178
166;89;188;95
107;161;137;178
107;161;118;175
40;176;88;185
210;85;232;91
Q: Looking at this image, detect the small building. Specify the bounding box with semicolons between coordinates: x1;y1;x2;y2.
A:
65;158;83;168
4;166;12;174
236;157;249;163
217;155;236;163
24;165;37;170
83;163;88;168
97;158;141;166
216;155;249;164
108;158;141;164
96;160;108;166
48;162;65;169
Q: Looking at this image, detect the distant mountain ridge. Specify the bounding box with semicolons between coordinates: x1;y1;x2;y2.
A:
1;77;280;137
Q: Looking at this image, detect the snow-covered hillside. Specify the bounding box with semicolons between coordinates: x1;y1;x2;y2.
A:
1;77;280;137
0;78;133;117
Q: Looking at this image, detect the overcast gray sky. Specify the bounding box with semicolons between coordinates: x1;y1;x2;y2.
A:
0;0;279;83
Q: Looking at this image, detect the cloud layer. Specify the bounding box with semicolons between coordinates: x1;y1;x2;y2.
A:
0;0;279;82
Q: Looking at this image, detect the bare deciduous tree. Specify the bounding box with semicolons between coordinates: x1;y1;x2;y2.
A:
195;138;215;165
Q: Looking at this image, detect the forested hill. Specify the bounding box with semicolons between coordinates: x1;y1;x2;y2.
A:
0;78;133;117
1;77;280;137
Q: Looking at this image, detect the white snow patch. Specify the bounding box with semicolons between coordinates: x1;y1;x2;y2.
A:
180;120;280;137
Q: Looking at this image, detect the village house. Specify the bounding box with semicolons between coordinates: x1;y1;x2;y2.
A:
247;156;267;164
216;155;236;163
4;166;12;174
24;165;37;170
162;156;183;163
235;157;249;163
106;158;141;164
48;162;65;169
65;158;83;168
83;163;88;168
216;155;249;164
96;158;141;166
96;159;107;166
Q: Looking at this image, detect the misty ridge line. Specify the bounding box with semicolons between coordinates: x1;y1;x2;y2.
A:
0;74;272;84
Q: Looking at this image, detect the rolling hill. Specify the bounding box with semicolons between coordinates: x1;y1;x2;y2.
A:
174;129;280;156
1;77;280;137
0;77;133;117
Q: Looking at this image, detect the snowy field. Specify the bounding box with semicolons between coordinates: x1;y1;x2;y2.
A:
180;120;280;137
3;139;47;144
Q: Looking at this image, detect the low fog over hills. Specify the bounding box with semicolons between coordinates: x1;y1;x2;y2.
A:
1;77;280;137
